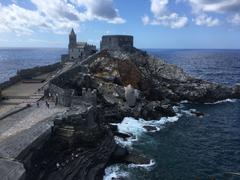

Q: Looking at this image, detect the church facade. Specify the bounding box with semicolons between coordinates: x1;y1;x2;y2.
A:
62;29;97;63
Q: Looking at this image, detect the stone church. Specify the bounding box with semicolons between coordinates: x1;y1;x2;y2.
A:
62;29;97;63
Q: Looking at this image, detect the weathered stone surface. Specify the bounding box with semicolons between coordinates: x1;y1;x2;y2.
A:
0;159;25;180
118;60;141;88
53;104;100;143
24;129;117;180
100;35;133;51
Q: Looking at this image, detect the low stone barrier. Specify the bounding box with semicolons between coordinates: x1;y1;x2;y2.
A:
0;62;62;91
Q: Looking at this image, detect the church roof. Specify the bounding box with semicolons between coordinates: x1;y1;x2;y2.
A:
70;28;75;35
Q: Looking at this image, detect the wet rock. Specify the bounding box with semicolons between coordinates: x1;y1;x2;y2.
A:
109;124;118;132
141;101;176;120
159;104;176;117
112;145;129;162
123;153;150;165
190;110;204;117
143;125;158;132
114;132;132;139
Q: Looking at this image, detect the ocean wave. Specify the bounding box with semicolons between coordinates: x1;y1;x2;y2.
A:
181;109;197;116
128;159;156;170
106;107;182;179
103;160;156;180
113;112;181;148
205;99;237;105
103;165;129;180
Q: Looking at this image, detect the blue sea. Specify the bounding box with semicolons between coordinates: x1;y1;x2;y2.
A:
0;48;240;179
0;48;67;83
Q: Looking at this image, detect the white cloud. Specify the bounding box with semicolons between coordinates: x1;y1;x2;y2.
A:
151;0;168;16
143;0;188;29
176;0;240;27
188;0;240;13
70;0;125;23
152;13;188;28
229;13;240;26
142;15;150;25
0;0;125;35
194;14;220;27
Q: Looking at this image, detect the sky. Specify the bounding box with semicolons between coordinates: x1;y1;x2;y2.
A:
0;0;240;49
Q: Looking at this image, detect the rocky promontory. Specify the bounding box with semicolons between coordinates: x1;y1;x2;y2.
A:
13;47;240;180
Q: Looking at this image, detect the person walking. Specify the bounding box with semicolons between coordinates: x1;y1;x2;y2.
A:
45;101;49;108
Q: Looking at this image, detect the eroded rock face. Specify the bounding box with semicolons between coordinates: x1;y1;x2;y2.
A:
92;48;240;103
77;48;240;123
25;128;117;180
118;60;141;88
53;104;100;143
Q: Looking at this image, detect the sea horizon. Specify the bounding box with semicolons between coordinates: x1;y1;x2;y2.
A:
0;47;240;50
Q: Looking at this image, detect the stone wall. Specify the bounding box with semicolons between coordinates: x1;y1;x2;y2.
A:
61;54;69;64
17;62;62;79
0;75;21;91
68;45;97;62
100;35;133;51
48;65;96;107
48;83;73;106
0;62;62;91
48;83;97;107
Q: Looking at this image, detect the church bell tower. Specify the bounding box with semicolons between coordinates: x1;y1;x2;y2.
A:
68;28;76;49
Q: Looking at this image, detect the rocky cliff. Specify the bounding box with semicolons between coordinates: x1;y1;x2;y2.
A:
22;47;240;180
83;48;240;120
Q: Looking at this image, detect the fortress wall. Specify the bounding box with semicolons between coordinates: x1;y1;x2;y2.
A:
0;76;22;91
100;35;133;51
17;62;62;79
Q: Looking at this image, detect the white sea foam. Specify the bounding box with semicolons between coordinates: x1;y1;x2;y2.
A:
205;98;237;104
181;108;197;116
180;100;189;104
103;165;129;180
107;107;182;179
128;159;156;170
114;113;181;148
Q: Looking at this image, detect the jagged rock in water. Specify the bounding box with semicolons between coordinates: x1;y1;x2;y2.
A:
143;125;158;132
141;101;176;120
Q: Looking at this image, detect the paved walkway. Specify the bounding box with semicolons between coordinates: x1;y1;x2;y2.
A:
0;62;73;119
0;62;74;179
0;100;67;159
